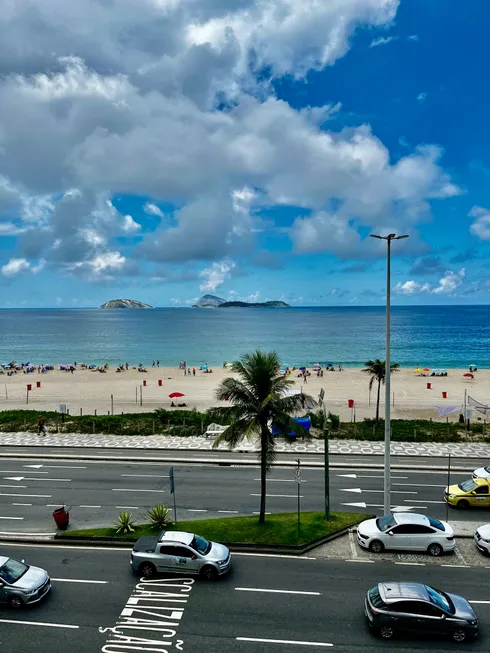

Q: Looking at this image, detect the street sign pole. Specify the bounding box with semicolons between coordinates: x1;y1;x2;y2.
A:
295;459;301;540
169;466;177;525
323;400;330;520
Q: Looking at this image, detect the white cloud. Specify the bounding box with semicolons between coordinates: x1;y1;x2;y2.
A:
247;291;260;302
370;36;398;48
417;92;427;102
199;259;236;292
1;258;31;277
394;269;465;295
408;34;419;41
55;296;63;306
470;206;490;240
122;214;141;233
144;203;165;218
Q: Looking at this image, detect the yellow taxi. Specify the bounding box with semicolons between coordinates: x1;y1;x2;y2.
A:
445;477;490;508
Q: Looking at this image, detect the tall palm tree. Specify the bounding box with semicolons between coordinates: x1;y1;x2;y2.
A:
362;359;400;422
212;350;316;524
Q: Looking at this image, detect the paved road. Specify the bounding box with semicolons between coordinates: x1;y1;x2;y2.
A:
2;544;489;652
0;456;487;533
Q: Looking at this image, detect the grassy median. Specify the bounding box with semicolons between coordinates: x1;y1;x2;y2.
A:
57;511;367;547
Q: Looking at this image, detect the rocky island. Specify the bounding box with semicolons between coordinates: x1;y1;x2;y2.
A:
191;295;289;308
100;299;153;309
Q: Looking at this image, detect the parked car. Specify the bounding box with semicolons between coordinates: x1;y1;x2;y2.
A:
130;530;232;581
357;513;455;556
474;524;490;554
0;556;51;608
445;477;490;508
473;465;490;479
365;582;479;643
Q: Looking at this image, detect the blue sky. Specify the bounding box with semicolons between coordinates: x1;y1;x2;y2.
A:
0;0;489;307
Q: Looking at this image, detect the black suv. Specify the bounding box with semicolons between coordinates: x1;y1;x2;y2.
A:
365;582;479;643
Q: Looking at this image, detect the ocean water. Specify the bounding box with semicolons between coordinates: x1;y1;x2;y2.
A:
0;306;489;368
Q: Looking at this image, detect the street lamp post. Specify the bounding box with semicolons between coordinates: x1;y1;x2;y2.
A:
370;233;409;514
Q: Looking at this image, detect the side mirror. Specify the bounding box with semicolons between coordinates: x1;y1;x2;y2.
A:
388;531;394;536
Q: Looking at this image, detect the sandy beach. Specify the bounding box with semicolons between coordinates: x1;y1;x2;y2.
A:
0;365;488;423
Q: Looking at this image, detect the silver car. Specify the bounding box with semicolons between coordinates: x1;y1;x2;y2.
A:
130;530;232;581
473;466;490;480
474;524;490;555
0;556;51;608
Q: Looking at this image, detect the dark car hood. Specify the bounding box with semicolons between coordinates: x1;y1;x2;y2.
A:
447;593;477;621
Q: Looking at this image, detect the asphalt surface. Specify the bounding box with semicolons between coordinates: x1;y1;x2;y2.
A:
1;544;489;653
0;455;487;533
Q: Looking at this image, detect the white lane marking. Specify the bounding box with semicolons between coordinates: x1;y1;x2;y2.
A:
112;488;165;493
236;637;332;647
405;499;445;504
51;578;108;584
469;600;490;604
79;505;101;509
233;552;316;560
393;483;445;488
121;474;169;478
0;516;23;520
0;541;127;551
441;564;470;568
0;493;51;498
116;506;138;509
348;530;358;558
455;547;469;566
46;505;62;507
340;488;417;495
395;562;425;566
235;587;321;596
253;512;272;515
4;477;71;482
13;503;32;506
342;502;367;509
218;510;239;513
345;559;374;563
254;479;307;483
337;474;407;479
187;509;207;512
0;619;79;630
23;465;86;469
0;484;27;488
0;471;49;474
250;494;302;498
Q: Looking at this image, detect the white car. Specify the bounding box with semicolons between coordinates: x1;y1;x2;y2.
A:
357;513;455;556
473;466;490;479
474;524;490;555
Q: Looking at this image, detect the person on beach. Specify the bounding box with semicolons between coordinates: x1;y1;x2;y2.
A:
152;360;155;367
157;360;160;367
38;416;47;436
193;368;196;376
125;362;129;370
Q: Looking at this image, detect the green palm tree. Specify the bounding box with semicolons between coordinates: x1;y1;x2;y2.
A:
362;359;400;422
212;350;316;524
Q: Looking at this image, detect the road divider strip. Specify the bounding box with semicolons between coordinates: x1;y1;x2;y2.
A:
235;587;321;596
236;637;333;647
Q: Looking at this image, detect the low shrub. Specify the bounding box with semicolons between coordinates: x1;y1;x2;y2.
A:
114;511;137;534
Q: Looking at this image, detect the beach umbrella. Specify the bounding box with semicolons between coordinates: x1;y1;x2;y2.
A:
299;366;306;370
169;392;185;398
422;367;431;372
414;368;422;373
463;373;474;378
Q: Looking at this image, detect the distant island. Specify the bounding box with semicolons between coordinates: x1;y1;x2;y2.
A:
191;294;289;308
100;299;153;309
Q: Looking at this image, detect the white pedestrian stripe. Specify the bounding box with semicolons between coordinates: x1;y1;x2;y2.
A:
236;637;332;647
0;618;79;629
51;578;108;584
251;494;302;498
112;488;165;493
235;587;321;596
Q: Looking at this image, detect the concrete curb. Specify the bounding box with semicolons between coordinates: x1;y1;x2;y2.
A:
0;452;475;473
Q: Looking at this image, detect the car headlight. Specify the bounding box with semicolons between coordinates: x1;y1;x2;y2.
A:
448;494;456;499
22;588;37;595
217;559;228;565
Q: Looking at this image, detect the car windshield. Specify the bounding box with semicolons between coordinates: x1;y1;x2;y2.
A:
426;586;454;614
485;467;490;473
428;518;445;531
0;558;29;584
191;535;211;555
368;586;386;609
376;515;396;532
459;479;477;492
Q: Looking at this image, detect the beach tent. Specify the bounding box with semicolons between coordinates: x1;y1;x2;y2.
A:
271;417;311;437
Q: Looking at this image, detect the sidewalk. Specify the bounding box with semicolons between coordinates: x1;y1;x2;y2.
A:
1;432;490;457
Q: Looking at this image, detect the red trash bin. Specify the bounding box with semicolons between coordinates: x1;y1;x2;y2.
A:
442;391;447;399
36;381;41;388
158;379;162;387
27;384;32;391
143;380;147;387
348;399;354;408
427;382;431;390
52;507;70;530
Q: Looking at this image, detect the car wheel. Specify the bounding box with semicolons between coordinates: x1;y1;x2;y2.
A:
457;499;470;509
379;625;394;639
8;595;23;609
138;562;157;579
427;543;443;557
369;540;384;554
453;628;467;643
200;565;218;581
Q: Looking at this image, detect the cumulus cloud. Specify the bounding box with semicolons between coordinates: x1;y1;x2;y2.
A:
470;206;490;240
1;258;31;277
199;259;236;292
144;203;165;218
394;269;466;295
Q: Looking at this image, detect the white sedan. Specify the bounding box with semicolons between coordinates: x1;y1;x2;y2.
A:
357;512;455;556
473;466;490;479
475;524;490;555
